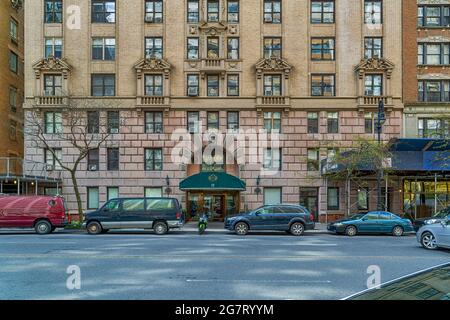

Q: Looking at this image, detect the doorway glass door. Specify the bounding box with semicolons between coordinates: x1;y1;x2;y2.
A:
300;187;319;221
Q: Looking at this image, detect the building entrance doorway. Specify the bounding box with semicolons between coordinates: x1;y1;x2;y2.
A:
300;187;319;221
187;191;240;221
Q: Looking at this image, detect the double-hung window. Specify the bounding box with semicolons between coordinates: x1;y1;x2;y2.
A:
187;38;199;59
227;38;239;60
45;112;63;134
264;75;282;96
263;148;281;171
307;112;319;134
87;111;100;134
92;1;115;23
44;75;63;96
45;148;62;171
418;6;450;27
227;74;239;96
307;149;320;171
88;149;99;171
327;187;339;210
45;38;63;59
264;112;281;133
227;111;239;131
45;0;63;23
145;112;163;134
187;74;200;96
187;0;199;23
207;37;220;58
364;0;382;24
311;38;335;60
9;51;18;73
187;111;200;134
10;18;18;43
364;37;382;59
207;112;220;130
364;75;383;96
418;80;450;102
264;37;282;59
91;74;115;96
145;0;163;23
92;38;116;60
264;0;281;24
107;148;120;171
107;111;120;134
145;148;163;171
327;112;339;134
311;1;334;24
145;37;163;59
227;1;239;23
207;0;220;22
9;87;17;113
207;75;220;96
145;75;163;96
311;74;335;96
418;43;450;65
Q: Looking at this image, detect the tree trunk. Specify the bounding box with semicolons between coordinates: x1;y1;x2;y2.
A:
70;171;84;222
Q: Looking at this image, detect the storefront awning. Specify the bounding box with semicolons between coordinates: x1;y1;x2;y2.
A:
179;172;246;191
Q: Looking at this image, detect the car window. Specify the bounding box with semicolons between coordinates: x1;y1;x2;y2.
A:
271;207;285;214
364;213;380;220
146;199;175;210
255;207;270;215
104;199;120;211
122;199;145;211
281;206;304;214
378;212;392;220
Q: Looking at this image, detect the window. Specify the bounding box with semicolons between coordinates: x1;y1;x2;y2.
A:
145;0;163;23
327;187;339;210
123;199;145;211
207;37;220;58
307;149;319;171
107;148;120;171
311;38;335;60
365;75;383;96
364;0;382;24
207;75;220;96
87;187;100;210
147;198;176;209
264;187;282;205
187;111;200;133
207;112;220;130
92;38;115;60
264;0;281;24
364;37;382;59
307;112;319;134
45;38;63;59
91;74;115;96
9;51;18;73
311;1;334;24
264;75;282;96
107;111;120;134
45;0;63;23
228;1;239;23
263;149;281;171
88;149;99;171
145;75;163;96
418;80;450;102
358;188;369;210
187;74;200;96
311;74;335;96
44;75;62;96
9;87;17;113
418;43;450;65
145;37;163;59
207;0;220;22
364;112;382;134
187;38;199;59
327;148;337;162
45;112;63;134
145;112;163;133
327;112;339;133
145;148;163;171
92;0;116;23
187;0;199;23
10;18;18;43
418;6;450;27
264;37;282;59
227;111;239;131
227;74;239;96
227;38;239;60
87;111;99;134
107;187;119;201
9;120;17;142
418;118;450;138
264;111;282;133
145;187;162;198
45;148;62;170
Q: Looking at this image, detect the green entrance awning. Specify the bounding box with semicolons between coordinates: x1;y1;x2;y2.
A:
179;172;246;191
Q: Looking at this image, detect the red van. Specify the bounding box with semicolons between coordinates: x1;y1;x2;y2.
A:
0;195;68;234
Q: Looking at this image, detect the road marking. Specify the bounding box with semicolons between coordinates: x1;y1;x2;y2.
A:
185;279;332;284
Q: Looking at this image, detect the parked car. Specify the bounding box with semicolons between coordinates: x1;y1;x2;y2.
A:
224;204;315;236
0;195;68;234
327;211;414;236
83;197;184;235
344;262;450;300
417;217;450;250
413;206;450;231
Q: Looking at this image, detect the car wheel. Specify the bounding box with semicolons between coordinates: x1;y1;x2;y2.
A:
87;221;102;235
421;232;438;250
345;225;357;237
235;222;249;236
290;222;305;236
392;226;404;237
153;222;168;235
35;220;52;235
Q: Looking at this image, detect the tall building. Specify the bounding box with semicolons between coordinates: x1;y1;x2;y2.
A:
0;0;25;194
23;0;405;222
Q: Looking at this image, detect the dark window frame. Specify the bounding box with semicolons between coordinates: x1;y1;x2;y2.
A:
145;111;164;134
145;148;163;171
311;37;335;61
107;147;120;171
207;111;220;130
327;112;339;134
87;111;100;134
187;0;200;23
227;111;239;131
264;0;282;24
364;0;383;24
44;0;63;23
187;74;200;96
227;74;239;96
263;37;282;59
187;111;200;133
145;37;163;59
311;0;335;24
327;187;340;210
227;0;239;23
145;0;163;23
91;74;116;96
107;111;120;134
92;0;116;23
307;112;319;134
311;74;335;96
88;148;100;171
144;74;164;96
364;37;383;59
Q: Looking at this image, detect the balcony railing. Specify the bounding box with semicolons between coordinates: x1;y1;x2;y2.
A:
137;96;170;106
0;157;62;181
359;95;392;106
200;58;226;71
35;96;69;107
257;96;290;106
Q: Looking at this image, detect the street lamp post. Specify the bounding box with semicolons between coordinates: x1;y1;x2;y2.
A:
377;99;386;211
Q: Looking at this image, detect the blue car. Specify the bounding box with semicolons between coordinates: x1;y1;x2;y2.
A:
327;211;414;237
224;204;315;236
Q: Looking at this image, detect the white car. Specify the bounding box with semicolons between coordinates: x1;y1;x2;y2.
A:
417;217;450;250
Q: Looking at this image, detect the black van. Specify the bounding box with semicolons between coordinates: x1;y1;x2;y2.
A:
83;197;184;235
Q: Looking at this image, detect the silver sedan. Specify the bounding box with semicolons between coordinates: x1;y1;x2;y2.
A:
417;217;450;250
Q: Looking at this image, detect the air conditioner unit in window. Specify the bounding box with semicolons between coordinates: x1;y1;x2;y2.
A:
46;164;54;171
110;128;119;134
188;87;199;97
89;164;98;171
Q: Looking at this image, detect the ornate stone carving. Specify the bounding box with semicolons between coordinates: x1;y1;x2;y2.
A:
255;57;293;79
134;57;172;79
198;21;228;35
32;56;72;79
354;57;395;79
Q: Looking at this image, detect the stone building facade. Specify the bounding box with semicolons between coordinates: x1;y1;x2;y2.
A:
23;0;405;222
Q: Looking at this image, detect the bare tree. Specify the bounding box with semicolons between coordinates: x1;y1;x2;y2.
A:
25;99;118;222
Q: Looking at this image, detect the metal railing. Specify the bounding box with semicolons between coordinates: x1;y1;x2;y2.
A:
0;157;62;181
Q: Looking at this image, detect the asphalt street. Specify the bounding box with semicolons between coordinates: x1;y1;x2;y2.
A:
0;229;448;300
